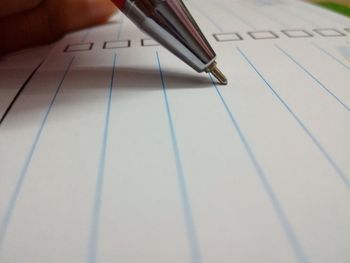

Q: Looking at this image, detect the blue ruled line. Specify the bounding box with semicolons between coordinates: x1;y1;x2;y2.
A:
209;74;308;263
0;57;75;251
275;44;350;112
156;52;202;263
81;30;91;43
87;54;117;263
186;0;224;32
311;42;350;71
236;47;349;188
280;6;318;27
210;0;256;30
116;15;125;41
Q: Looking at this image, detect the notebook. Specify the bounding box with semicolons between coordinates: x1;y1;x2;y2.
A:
0;0;349;262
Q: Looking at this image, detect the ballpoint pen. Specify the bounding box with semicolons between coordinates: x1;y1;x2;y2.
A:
112;0;228;85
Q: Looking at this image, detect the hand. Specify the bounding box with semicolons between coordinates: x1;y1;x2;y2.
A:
0;0;117;55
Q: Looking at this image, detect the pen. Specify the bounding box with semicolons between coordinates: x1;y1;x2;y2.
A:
111;0;228;85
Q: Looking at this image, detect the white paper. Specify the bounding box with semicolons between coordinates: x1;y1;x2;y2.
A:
0;0;349;262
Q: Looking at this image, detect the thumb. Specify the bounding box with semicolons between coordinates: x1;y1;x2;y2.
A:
0;0;117;55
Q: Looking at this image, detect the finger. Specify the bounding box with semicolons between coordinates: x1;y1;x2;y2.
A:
50;0;117;33
0;0;117;55
0;0;43;17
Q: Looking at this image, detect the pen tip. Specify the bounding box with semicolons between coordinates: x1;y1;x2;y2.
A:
209;64;228;85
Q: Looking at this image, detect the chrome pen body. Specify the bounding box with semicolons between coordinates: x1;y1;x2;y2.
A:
112;0;227;85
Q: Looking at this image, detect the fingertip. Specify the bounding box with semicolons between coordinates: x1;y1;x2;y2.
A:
88;0;118;23
0;0;118;55
63;0;117;32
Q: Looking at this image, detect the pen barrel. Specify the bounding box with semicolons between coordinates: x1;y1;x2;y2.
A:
114;0;216;72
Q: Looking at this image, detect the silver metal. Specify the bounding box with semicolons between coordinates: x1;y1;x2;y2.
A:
207;62;228;85
123;0;217;73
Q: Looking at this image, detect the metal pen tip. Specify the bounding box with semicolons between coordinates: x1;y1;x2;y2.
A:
208;63;228;85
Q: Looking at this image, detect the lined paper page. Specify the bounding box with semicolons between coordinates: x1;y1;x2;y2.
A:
0;0;349;262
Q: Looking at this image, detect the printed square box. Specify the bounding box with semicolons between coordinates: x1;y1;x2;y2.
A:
213;33;243;42
248;31;279;40
282;29;313;38
141;39;160;47
103;40;130;49
64;43;93;52
314;29;346;37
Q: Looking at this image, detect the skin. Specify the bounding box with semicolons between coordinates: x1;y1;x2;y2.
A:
0;0;117;55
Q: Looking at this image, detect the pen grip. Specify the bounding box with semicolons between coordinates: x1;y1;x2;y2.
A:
112;0;126;9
